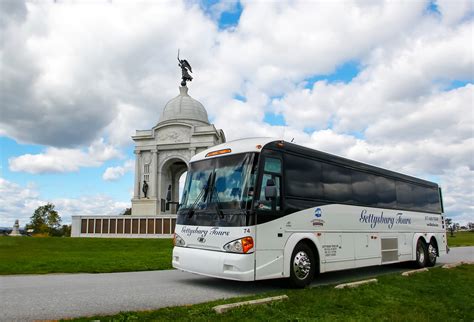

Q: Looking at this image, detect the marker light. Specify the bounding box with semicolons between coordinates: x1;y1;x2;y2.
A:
174;233;186;247
205;148;232;157
223;236;254;254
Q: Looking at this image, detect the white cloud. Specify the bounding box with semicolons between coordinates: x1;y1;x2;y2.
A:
0;1;472;223
8;139;121;174
0;178;129;227
440;166;474;223
0;0;433;148
53;196;129;220
0;178;44;227
0;0;215;147
102;160;134;181
436;0;474;25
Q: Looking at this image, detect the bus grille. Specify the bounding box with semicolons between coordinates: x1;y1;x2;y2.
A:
381;238;398;263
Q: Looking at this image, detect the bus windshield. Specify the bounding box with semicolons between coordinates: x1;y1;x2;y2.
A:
177;153;257;227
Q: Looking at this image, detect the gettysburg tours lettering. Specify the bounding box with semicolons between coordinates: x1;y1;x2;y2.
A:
359;210;411;229
180;226;230;237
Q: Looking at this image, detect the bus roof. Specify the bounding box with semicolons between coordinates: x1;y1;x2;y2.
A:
191;137;438;188
191;137;278;161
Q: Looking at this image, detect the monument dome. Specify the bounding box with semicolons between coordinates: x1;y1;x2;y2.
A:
159;86;209;125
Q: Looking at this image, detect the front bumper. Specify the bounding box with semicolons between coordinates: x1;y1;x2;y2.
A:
172;246;255;281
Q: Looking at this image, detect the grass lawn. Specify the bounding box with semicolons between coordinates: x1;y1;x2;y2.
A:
69;265;474;322
448;231;474;247
0;237;173;275
2;231;472;275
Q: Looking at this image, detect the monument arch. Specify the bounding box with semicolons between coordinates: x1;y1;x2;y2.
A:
159;155;188;214
131;85;225;216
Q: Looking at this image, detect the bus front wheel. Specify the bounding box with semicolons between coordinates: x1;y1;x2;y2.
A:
288;242;315;288
414;239;428;268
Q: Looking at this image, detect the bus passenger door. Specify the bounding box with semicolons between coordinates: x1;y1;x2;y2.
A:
254;154;286;280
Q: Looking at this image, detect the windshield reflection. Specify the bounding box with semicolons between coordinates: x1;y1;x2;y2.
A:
180;153;255;214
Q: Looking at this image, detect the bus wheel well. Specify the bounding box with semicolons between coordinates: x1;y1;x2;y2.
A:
416;236;427;247
429;237;439;256
298;239;320;274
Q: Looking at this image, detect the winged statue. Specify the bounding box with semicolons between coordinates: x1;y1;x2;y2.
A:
178;50;193;86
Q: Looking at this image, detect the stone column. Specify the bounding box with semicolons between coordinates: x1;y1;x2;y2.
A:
133;150;141;199
157;170;162;214
189;147;196;158
150;149;158;198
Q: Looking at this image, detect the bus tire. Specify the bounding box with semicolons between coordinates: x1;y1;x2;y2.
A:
288;242;315;288
414;239;427;268
426;240;438;267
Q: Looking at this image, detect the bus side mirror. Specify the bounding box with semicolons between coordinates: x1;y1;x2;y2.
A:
264;179;277;200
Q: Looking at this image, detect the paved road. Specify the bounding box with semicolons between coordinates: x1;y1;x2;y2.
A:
1;247;472;321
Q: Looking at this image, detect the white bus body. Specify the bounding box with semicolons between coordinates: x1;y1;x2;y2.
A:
172;138;447;287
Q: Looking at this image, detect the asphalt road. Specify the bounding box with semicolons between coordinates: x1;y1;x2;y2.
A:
1;246;472;321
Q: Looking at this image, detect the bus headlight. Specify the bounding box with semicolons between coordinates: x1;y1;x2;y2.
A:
223;237;254;254
174;233;186;247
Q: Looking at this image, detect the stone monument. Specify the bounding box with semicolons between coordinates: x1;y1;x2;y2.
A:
131;57;225;216
70;56;225;237
9;220;22;236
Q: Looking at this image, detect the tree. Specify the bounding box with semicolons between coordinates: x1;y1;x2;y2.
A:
445;218;452;228
469;222;474;231
121;208;132;216
29;203;62;236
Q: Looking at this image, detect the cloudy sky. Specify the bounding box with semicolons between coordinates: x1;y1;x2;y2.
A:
0;0;473;227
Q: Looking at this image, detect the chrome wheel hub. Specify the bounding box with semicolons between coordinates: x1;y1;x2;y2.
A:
293;251;311;280
428;244;436;262
417;245;425;263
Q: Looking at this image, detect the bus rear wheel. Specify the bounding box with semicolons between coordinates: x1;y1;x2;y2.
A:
426;240;438;267
288;242;315;288
414;239;428;268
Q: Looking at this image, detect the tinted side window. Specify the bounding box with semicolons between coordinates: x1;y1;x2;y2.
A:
426;187;441;213
396;181;415;210
375;176;397;208
284;154;323;199
412;185;441;213
352;171;377;206
322;163;352;203
264;158;281;173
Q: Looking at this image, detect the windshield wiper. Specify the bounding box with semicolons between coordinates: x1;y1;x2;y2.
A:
187;173;213;218
209;185;225;219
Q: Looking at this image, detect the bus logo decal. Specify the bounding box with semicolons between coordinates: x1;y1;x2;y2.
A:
315;208;322;217
197;236;206;243
311;219;325;226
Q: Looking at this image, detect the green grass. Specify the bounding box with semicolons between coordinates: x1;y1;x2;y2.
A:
0;237;173;275
448;231;474;247
69;265;474;322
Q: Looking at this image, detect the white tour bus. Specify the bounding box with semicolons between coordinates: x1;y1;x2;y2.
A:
172;138;447;287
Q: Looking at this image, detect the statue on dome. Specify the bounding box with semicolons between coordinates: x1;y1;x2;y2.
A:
177;49;193;86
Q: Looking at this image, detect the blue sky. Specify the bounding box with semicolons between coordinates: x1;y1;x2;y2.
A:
1;0;473;227
1;137;134;201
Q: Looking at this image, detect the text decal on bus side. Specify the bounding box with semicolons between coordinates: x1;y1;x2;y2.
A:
180;226;230;237
359;209;411;229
